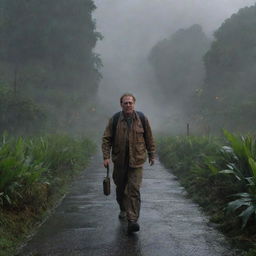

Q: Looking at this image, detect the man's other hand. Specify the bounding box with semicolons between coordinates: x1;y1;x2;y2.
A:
104;159;110;168
149;158;154;166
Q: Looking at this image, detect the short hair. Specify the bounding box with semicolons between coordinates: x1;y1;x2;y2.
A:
120;93;136;104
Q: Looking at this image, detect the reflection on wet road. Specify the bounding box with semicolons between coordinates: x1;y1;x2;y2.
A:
18;156;235;256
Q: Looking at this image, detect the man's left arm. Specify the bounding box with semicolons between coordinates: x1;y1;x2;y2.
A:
144;116;156;166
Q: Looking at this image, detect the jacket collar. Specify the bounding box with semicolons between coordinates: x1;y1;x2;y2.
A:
120;111;136;121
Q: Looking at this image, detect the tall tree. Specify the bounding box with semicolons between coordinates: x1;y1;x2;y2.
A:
201;4;256;132
204;4;256;96
149;24;210;109
0;0;101;95
0;0;102;132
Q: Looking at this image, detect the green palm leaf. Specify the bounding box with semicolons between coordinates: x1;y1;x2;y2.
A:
227;198;250;213
249;158;256;177
239;205;255;229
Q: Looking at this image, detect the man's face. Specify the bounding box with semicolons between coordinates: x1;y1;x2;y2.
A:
121;96;135;115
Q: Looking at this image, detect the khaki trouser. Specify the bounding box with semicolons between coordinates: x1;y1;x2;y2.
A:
113;164;143;221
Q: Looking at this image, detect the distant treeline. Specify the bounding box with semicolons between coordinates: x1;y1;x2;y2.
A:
149;4;256;133
0;0;102;134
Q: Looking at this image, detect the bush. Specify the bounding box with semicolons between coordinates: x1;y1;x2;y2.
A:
0;86;46;135
157;132;256;249
0;133;96;209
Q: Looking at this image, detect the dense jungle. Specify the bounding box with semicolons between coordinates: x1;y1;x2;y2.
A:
1;1;256;255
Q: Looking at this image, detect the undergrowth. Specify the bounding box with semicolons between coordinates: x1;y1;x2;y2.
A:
0;133;96;256
157;132;256;255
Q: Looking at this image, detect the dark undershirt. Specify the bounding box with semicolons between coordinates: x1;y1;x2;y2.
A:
124;116;133;166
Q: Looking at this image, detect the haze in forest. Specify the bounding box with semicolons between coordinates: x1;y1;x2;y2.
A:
94;0;255;132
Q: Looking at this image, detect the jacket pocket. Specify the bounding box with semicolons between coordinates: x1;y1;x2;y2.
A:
136;127;145;142
135;142;146;161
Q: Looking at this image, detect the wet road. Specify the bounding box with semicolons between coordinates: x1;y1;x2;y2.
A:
18;156;236;256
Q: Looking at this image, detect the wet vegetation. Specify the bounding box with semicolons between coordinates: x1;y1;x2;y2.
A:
1;0;256;255
157;132;256;254
0;134;96;256
0;1;100;255
0;86;46;135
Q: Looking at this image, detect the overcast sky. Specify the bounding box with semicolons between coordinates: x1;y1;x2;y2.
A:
95;0;255;55
93;0;255;129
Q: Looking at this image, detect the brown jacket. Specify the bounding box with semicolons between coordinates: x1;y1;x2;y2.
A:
102;111;155;168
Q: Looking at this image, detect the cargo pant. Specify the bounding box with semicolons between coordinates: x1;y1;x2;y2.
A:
113;164;143;222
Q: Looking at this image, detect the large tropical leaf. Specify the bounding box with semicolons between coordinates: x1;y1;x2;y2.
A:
227;192;256;229
220;169;242;181
227;198;250;213
249;157;256;177
239;205;255;229
223;129;246;159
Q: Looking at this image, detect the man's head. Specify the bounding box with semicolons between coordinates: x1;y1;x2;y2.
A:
120;93;136;115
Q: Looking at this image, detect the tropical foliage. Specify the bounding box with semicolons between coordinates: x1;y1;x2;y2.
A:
0;133;96;256
158;131;256;240
218;130;256;229
0;86;46;135
0;133;96;208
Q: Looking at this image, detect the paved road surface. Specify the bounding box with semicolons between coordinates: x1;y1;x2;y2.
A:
18;156;236;256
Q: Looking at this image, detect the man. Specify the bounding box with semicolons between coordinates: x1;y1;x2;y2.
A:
102;93;155;233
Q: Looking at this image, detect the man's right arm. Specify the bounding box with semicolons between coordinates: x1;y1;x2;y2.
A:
102;118;113;167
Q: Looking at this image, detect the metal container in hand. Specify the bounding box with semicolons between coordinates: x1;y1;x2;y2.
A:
103;165;110;196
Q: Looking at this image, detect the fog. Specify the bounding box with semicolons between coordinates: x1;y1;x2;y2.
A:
94;0;255;132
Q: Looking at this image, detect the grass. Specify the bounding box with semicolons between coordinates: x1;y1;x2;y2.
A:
0;133;96;256
157;132;256;254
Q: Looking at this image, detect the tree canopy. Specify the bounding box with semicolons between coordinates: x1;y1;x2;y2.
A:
201;4;256;132
0;0;102;134
149;24;210;110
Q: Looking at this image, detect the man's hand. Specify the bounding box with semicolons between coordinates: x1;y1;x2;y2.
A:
104;159;110;168
149;158;154;166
